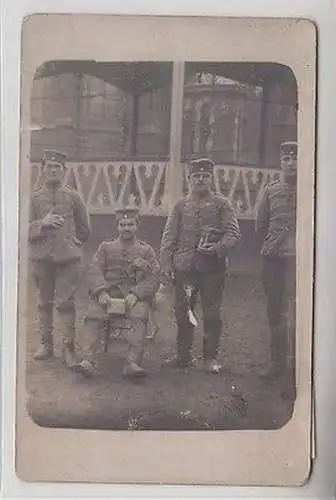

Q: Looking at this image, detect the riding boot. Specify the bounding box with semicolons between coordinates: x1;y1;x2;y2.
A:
123;319;147;378
73;318;104;378
34;307;54;360
59;309;77;369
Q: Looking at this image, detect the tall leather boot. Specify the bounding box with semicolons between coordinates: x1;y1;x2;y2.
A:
278;321;297;400
177;324;194;366
34;307;54;360
72;318;103;378
123;320;147;378
259;325;283;380
162;323;194;369
269;321;291;379
59;309;77;369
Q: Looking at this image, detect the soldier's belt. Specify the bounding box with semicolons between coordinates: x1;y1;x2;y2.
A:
106;298;149;320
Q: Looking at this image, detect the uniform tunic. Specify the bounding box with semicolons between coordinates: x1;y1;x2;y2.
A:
28;183;90;346
87;238;160;304
29;184;91;264
160;191;241;274
255;180;296;258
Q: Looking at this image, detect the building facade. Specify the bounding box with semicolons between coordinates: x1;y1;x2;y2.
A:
30;64;297;219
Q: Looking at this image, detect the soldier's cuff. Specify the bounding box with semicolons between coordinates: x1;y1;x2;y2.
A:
91;285;109;298
73;237;83;246
30;220;45;238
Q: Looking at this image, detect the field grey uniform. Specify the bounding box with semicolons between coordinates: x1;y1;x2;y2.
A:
29;150;91;365
79;208;160;376
256;141;297;385
160;158;241;366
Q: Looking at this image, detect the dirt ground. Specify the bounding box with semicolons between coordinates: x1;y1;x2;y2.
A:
25;274;295;431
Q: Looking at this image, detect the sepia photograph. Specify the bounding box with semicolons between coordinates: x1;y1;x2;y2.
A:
15;15;315;486
26;59;298;431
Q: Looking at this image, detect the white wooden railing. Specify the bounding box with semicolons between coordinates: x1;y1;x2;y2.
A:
31;161;282;219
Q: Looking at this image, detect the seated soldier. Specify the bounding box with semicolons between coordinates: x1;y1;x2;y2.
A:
74;207;160;379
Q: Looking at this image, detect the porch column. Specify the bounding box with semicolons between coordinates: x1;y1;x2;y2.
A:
258;79;271;168
163;61;185;213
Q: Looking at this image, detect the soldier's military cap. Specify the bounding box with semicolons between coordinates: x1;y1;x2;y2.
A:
188;158;215;175
42;149;67;166
115;206;140;221
280;141;297;158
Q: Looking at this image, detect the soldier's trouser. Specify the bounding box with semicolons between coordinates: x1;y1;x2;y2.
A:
82;315;147;367
32;260;80;348
174;271;225;361
262;256;296;374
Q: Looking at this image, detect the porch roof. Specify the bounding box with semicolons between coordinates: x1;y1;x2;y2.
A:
33;61;174;94
33;60;296;96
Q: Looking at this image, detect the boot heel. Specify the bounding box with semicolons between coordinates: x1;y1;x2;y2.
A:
62;341;77;369
34;344;53;360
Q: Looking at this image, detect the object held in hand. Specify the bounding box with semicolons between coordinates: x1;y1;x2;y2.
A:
42;212;65;228
197;226;223;254
184;285;199;326
98;291;111;307
125;293;138;309
160;270;175;284
106;298;149;320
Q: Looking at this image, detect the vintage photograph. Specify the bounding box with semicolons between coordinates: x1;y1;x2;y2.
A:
15;15;315;486
25;59;298;431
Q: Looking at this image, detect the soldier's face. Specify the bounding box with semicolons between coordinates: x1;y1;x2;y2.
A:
281;154;297;181
43;161;65;183
190;172;212;193
118;218;138;240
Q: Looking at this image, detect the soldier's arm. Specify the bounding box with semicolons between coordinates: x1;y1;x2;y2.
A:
159;201;181;272
214;198;241;257
73;191;91;244
131;246;161;301
87;243;109;298
28;195;46;241
255;186;270;236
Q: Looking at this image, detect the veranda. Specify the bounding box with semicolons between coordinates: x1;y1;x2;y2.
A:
30;61;297;221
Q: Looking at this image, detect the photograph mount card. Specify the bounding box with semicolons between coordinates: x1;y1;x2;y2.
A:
15;14;316;486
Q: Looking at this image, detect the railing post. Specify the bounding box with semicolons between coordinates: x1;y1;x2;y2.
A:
163;61;185;213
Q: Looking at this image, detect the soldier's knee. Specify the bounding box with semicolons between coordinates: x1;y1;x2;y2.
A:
204;308;221;323
84;309;105;324
56;298;75;313
84;317;102;330
37;301;53;312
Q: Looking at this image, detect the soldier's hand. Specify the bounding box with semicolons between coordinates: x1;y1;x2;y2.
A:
125;293;138;309
41;212;65;228
98;291;111;307
161;270;175;283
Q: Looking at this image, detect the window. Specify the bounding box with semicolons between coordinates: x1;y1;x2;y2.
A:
182;72;263;166
30;70;172;161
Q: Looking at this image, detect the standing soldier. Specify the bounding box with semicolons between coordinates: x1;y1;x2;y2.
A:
255;141;297;384
160;158;241;373
29;150;91;368
74;207;161;379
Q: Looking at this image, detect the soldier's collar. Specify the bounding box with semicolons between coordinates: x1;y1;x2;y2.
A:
282;179;297;191
117;236;138;247
44;180;62;189
188;190;213;201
